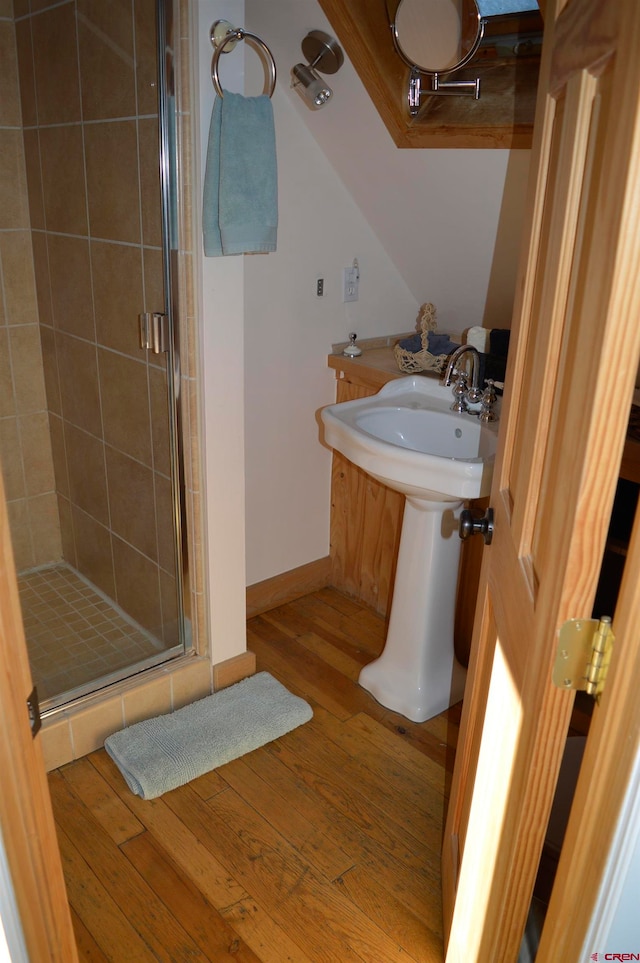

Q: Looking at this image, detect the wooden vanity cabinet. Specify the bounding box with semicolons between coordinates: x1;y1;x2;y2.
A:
328;362;485;667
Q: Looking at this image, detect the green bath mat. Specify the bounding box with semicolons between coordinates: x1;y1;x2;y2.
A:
104;671;312;799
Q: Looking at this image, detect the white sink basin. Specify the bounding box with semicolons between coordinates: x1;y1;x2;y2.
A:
321;375;498;502
320;374;500;723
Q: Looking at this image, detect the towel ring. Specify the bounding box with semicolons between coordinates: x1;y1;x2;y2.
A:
210;21;277;99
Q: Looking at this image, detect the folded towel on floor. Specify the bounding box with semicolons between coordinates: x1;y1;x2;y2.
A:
203;91;278;256
104;672;311;799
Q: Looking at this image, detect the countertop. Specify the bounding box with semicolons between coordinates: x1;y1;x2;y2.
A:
327;345;442;390
328;346;404;384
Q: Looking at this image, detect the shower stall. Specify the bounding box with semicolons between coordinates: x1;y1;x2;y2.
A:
1;0;190;712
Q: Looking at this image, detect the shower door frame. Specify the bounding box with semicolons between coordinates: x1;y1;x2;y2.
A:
156;0;189;657
33;0;193;715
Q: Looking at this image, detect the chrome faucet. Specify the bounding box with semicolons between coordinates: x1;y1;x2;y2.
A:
443;345;482;412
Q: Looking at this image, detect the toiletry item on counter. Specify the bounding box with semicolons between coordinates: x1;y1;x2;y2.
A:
466;325;490;353
476;329;511;390
343;333;362;357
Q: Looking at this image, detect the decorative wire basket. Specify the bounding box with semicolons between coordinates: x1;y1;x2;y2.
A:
393;303;451;374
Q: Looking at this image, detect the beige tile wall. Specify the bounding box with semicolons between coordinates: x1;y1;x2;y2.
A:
0;6;61;570
14;0;179;645
3;0;216;768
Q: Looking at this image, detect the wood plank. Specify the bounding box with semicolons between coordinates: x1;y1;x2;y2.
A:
218;755;354;881
69;909;109;963
90;752;314;960
50;589;459;960
121;832;261;962
327;353;407;389
334;865;443;963
330;449;404;617
313;584;374;615
219;900;315;963
89;751;249;910
312;704;449;821
246;557;331;619
260;608;370;682
49;772;210;962
270;712;442;862
56;825;158;963
190;767;229;801
58;758;144;845
246;616;373;721
291;592;386;654
240;742;443;928
166;784;419;963
346;711;450;796
213;651;256;691
372;702;461;773
276;594;385;656
250;605;461;771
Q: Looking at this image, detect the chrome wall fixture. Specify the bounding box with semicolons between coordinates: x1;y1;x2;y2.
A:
387;0;543;115
210;19;277;98
291;30;344;108
388;0;485;113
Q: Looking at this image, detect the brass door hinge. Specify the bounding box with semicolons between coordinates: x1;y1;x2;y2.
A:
553;616;614;702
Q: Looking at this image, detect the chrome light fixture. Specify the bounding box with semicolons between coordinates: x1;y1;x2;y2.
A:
291;30;344;108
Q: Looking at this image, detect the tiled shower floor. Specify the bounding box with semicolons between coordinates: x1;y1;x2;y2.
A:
18;563;165;708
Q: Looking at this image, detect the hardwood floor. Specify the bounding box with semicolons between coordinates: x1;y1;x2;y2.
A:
50;588;460;962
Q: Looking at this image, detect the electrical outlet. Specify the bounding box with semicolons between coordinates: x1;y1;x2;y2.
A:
342;266;359;302
316;277;324;298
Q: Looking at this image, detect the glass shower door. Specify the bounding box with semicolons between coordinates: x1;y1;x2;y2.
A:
6;0;187;710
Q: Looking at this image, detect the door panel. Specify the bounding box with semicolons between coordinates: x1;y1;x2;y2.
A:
0;472;78;961
538;490;640;958
443;0;640;958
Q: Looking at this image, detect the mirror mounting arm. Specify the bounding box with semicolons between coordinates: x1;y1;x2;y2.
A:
409;68;480;116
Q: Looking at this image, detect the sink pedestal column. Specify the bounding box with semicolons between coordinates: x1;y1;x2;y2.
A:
359;495;467;723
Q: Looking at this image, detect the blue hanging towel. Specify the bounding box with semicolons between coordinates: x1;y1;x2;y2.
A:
203;91;278;257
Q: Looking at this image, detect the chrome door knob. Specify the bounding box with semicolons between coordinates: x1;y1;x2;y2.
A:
459;507;494;545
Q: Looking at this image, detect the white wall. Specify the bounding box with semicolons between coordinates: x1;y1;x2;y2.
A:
580;745;640;956
242;0;530;586
242;85;419;584
196;0;248;663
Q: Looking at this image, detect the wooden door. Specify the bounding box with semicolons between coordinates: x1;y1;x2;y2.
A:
443;0;640;959
0;473;78;961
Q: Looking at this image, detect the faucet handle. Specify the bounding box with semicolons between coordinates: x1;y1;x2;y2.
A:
450;373;469;412
479;379;499;423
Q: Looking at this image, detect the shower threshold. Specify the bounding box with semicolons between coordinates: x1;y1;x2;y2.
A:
18;562;183;713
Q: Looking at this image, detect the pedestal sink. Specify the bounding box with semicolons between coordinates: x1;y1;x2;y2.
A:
321;374;499;722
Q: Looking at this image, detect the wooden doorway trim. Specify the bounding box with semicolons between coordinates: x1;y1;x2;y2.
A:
0;474;78;962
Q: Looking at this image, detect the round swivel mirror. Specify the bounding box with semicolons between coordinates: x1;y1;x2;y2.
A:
388;0;484;75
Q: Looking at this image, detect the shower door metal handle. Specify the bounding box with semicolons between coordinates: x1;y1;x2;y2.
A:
139;312;169;354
